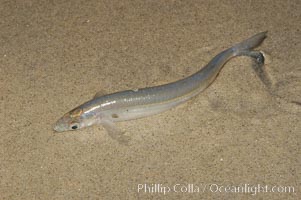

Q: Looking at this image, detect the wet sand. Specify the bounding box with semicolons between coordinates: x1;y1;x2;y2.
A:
0;0;300;199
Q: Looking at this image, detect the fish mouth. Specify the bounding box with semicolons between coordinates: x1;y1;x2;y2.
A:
53;118;67;132
53;124;62;132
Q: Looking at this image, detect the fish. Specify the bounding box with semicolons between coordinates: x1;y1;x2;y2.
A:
54;32;267;143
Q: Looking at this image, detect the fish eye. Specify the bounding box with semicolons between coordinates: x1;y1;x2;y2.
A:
71;124;78;130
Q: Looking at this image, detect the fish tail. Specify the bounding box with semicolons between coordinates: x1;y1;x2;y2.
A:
232;31;267;55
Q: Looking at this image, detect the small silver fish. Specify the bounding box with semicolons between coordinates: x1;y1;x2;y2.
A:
54;32;267;143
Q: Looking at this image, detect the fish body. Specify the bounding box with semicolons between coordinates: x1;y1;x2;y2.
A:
54;32;267;141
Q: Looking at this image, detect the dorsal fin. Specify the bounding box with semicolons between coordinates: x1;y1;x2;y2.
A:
93;90;106;99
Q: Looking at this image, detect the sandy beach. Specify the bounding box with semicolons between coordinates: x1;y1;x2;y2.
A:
0;0;300;199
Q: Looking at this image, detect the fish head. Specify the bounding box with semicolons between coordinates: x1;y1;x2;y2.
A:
53;107;86;132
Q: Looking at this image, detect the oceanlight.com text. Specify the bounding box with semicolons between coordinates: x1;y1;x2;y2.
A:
137;183;296;196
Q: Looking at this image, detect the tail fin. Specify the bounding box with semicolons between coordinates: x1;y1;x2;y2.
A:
232;31;267;55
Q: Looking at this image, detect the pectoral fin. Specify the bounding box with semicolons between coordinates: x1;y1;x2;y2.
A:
101;119;131;145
